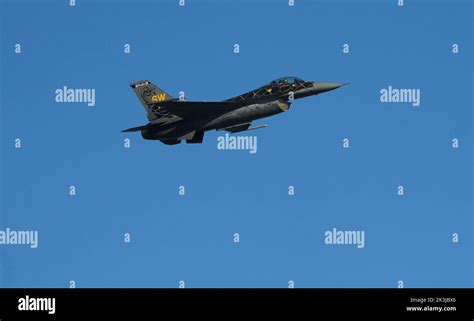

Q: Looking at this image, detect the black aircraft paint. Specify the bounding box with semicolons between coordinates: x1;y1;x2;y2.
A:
122;77;345;145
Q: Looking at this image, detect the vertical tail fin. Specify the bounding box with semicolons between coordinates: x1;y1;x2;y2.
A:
130;80;174;120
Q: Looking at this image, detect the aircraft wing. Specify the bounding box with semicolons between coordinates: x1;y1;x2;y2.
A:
157;101;240;118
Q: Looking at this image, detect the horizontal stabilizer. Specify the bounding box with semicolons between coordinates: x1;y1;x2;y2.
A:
121;124;149;132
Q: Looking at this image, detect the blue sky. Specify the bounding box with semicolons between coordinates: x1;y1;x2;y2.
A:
0;0;472;288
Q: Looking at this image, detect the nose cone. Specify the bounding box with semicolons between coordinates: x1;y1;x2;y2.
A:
312;82;344;94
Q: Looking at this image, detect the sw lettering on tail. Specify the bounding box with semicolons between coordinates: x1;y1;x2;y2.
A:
130;80;174;120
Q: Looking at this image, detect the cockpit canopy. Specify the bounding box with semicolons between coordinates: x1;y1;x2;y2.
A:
265;76;305;86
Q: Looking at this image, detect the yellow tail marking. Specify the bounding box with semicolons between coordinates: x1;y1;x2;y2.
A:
151;93;167;102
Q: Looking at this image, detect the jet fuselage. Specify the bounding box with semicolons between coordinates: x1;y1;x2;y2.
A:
124;77;344;144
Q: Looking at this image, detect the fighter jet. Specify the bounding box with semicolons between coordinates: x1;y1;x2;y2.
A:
123;77;344;145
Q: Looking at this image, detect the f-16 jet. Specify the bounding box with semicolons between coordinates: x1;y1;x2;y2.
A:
123;77;345;145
